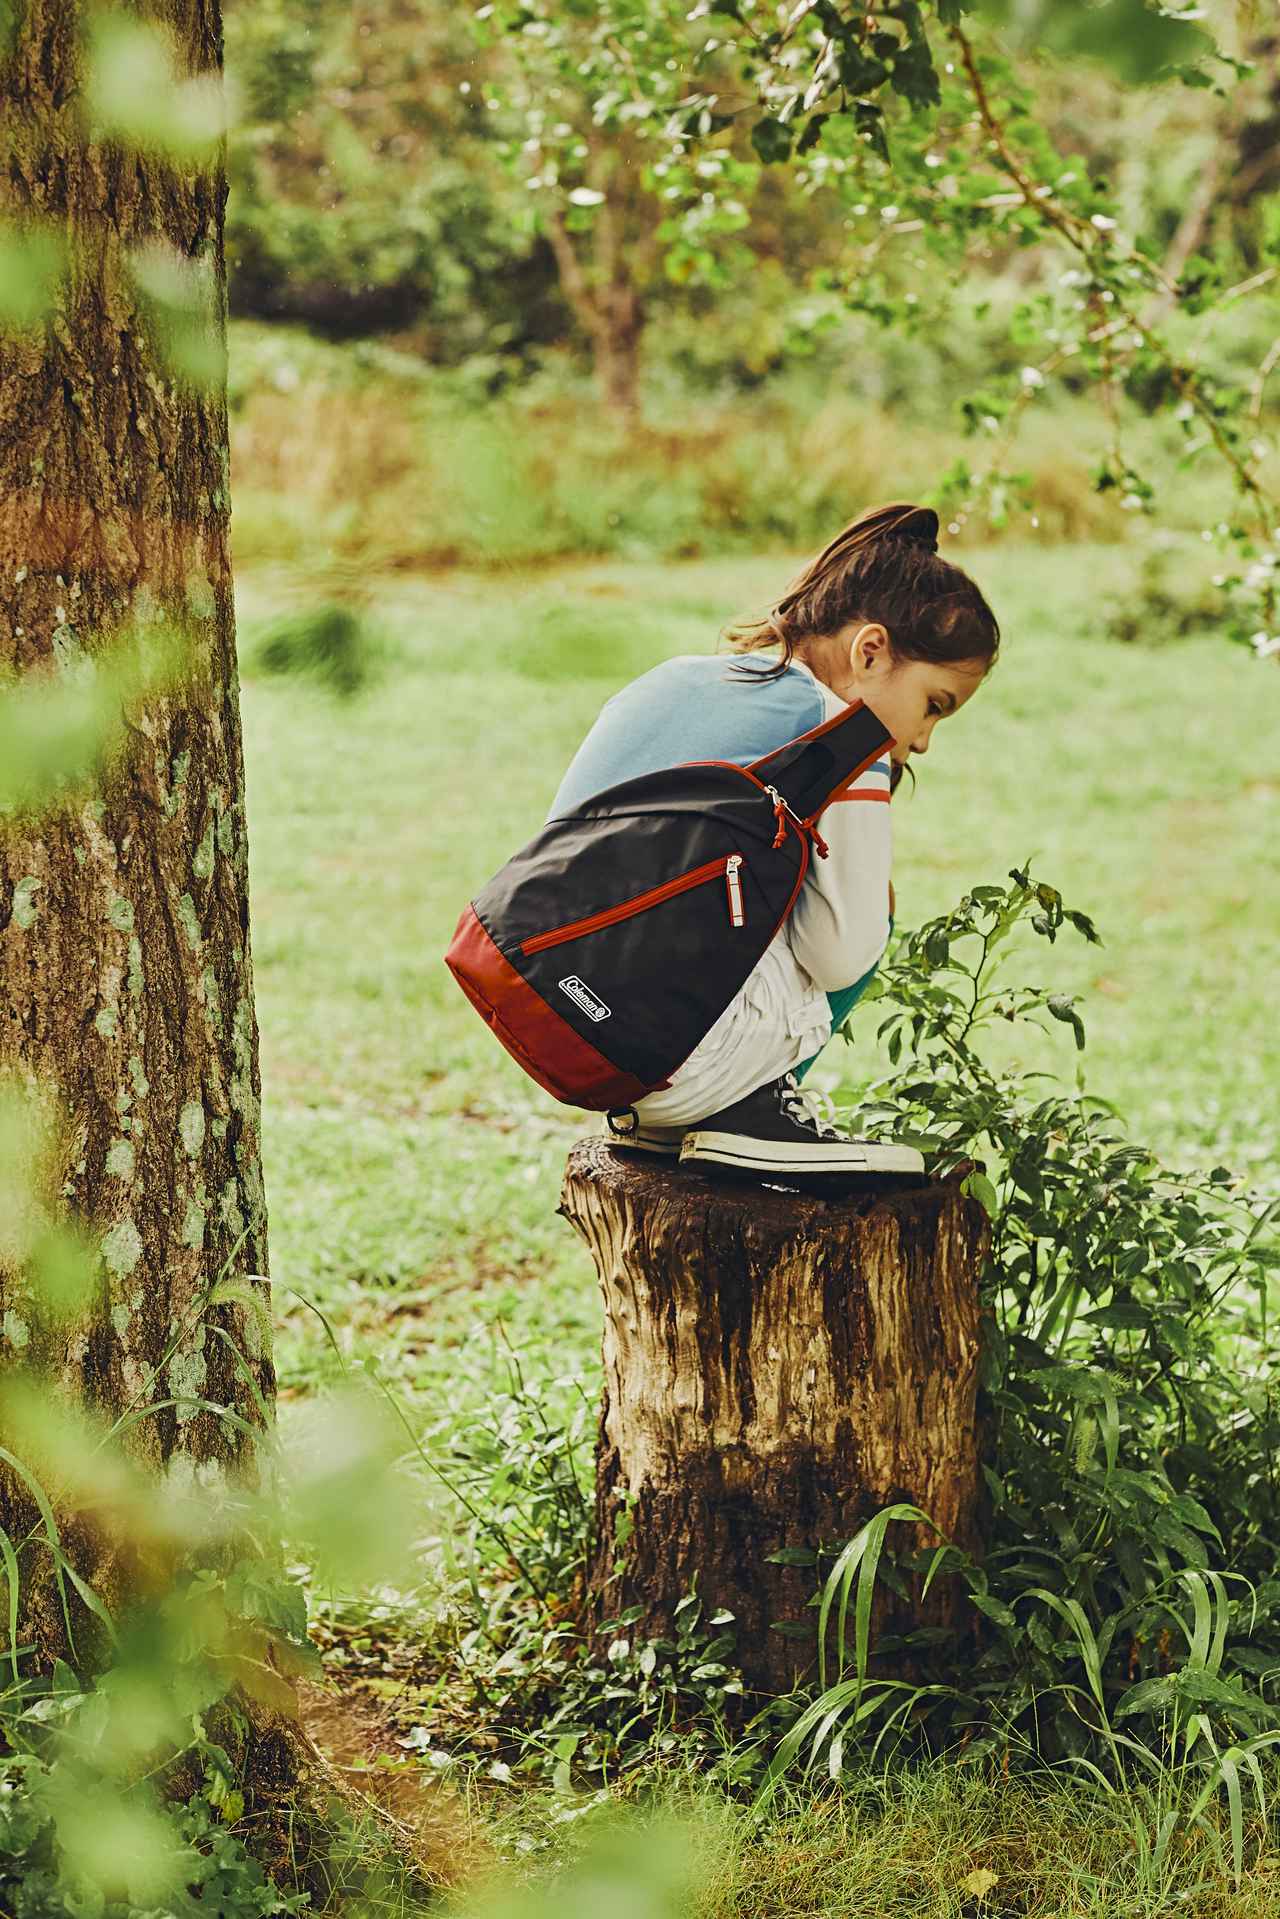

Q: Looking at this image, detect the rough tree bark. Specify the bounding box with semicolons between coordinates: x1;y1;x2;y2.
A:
0;2;272;1672
559;1140;988;1699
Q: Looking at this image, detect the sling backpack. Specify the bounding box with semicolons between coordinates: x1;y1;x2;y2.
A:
443;695;894;1112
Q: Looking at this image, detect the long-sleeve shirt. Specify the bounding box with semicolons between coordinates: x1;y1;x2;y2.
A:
546;652;893;1016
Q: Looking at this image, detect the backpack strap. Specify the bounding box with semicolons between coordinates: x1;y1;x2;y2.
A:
747;698;895;829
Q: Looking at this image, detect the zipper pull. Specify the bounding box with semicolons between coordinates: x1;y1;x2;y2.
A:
764;782;803;849
725;854;745;927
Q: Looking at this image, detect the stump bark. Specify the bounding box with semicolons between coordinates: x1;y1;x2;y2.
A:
559;1140;989;1698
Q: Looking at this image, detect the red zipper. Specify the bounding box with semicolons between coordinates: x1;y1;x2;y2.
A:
671;759;825;935
521;852;747;956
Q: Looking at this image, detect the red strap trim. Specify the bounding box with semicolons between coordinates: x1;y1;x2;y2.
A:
444;905;662;1111
745;694;896;771
828;788;891;804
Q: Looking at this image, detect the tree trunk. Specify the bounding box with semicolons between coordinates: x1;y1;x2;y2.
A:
0;2;271;1670
593;279;642;423
559;1140;988;1700
544;204;645;423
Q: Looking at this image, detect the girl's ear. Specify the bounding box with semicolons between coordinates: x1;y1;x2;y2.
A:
852;622;891;671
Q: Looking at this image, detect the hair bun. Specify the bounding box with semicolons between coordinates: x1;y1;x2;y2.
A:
889;506;940;554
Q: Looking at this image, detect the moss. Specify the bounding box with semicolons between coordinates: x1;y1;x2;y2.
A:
12;877;42;929
106;1138;135;1178
168;1339;208;1421
128;1055;149;1101
193;818;215;881
95;1006;118;1038
178;892;202;950
219;1178;245;1241
186;576;215;621
2;1310;30;1349
102;1217;142;1279
164;748;191;818
182;1185;208;1249
110;1302;131;1337
201;966;222;1034
230;995;258;1121
108;895;135;934
52;623;85;675
180;1100;206;1157
127;936;144;997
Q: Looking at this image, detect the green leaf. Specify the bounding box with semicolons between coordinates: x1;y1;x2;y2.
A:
1115;1673;1178;1718
1084;1302;1151;1330
1046;994;1087;1050
961;1170;1000;1220
969;1591;1017;1627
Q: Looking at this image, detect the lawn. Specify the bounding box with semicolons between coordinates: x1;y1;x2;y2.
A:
238;539;1278;1401
235;540;1280;1908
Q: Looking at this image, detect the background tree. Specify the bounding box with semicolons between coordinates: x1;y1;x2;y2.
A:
475;0;1279;649
224;0;570;362
473;0;769;418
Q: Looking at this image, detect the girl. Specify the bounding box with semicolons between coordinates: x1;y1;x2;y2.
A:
545;501;1000;1175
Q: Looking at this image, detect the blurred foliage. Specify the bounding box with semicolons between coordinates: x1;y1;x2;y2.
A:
227;319;1280;575
0;619;189;826
224;0;562;357
1100;535;1232;646
0;221;68;332
441;1806;727;1919
217;0;1280;649
244;602;386;698
82;11;225;161
0;1055;424;1907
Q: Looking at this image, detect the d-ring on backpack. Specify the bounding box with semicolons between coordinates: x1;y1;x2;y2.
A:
443;695;894;1112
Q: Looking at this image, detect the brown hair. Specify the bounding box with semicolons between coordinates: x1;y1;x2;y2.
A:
722;500;1000;682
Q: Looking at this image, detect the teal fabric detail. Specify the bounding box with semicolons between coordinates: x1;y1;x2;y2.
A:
791;915;894;1085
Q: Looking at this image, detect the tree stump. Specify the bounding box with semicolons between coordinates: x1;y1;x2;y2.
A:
559;1139;989;1699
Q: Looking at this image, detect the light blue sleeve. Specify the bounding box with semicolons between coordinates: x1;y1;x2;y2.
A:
547;656;824;820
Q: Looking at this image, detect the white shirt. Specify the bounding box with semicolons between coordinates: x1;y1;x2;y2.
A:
632;660;894;1126
782;659;894;993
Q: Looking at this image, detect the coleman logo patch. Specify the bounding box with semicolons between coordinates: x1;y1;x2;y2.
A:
558;975;611;1022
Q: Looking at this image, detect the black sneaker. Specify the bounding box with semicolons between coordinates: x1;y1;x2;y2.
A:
678;1072;925;1177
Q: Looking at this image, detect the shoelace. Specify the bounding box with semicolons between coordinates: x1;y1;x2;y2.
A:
777;1072;847;1141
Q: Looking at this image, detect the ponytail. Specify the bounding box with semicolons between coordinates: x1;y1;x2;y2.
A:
723;500;999;680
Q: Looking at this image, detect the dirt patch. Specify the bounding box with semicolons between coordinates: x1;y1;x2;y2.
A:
298;1674;487;1889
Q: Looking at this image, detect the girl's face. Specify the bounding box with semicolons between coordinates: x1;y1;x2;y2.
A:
835;622;987;766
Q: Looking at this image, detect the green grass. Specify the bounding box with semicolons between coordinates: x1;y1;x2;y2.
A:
240;541;1279;1393
462;1768;1280;1919
238;540;1280;1906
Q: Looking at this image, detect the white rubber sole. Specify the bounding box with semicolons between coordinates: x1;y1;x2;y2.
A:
599;1125;686;1157
678;1132;925;1175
